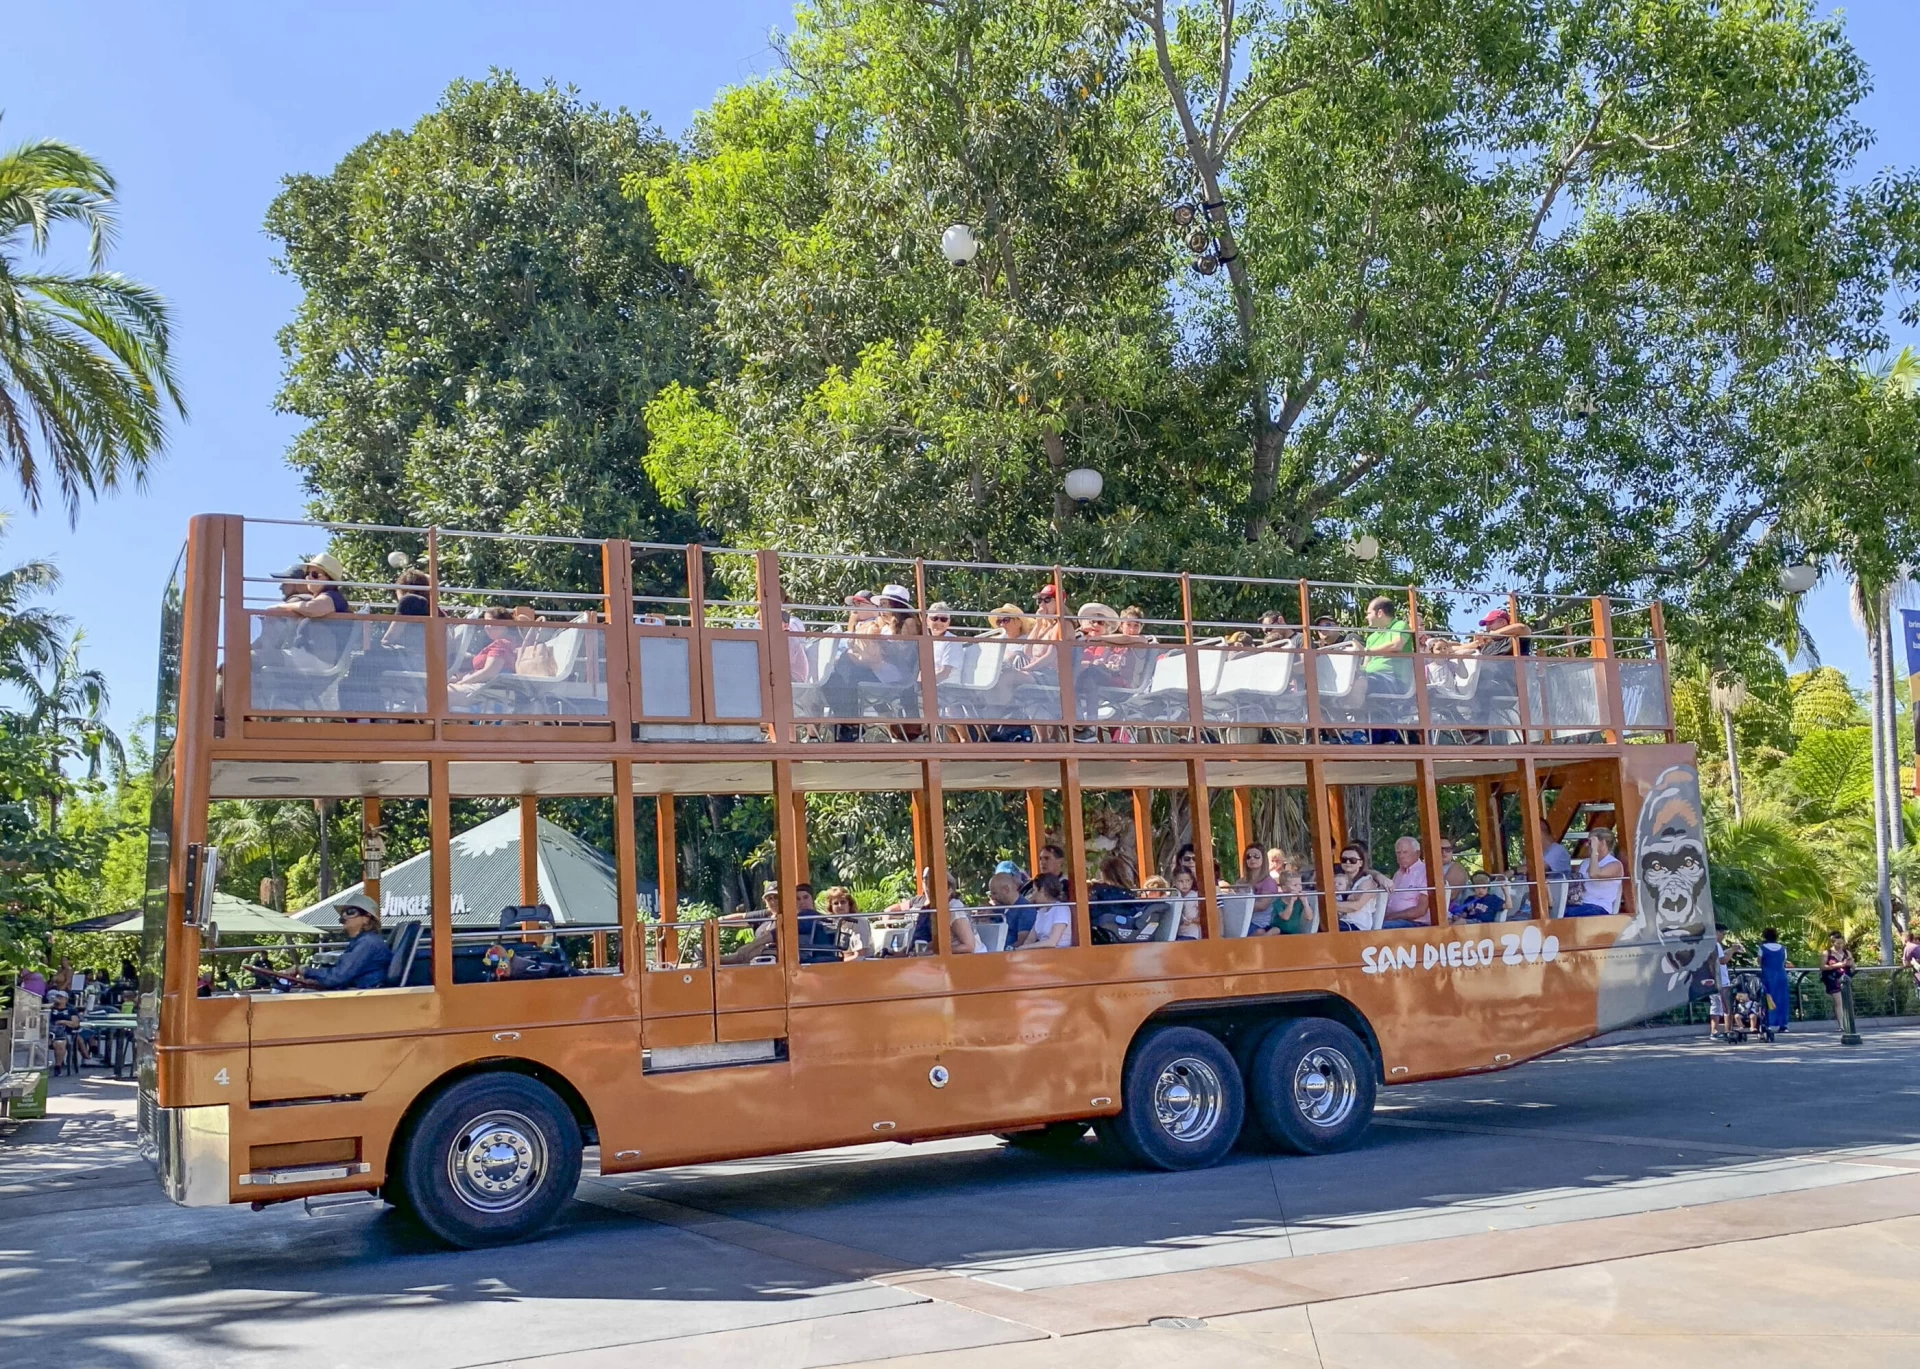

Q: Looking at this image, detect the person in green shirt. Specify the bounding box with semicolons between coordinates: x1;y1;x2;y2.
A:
1265;869;1315;934
1361;595;1413;742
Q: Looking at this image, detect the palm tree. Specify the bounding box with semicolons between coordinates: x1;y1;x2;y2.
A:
0;513;63;685
0;122;185;520
17;636;122;782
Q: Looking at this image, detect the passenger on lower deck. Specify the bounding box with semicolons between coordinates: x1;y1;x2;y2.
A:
299;899;391;990
1382;836;1432;928
1025;874;1075;948
720;885;780;964
1563;827;1625;917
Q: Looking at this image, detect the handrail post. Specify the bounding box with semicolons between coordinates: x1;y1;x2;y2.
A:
772;760;803;983
603;541;635;740
1053;565;1076;736
425;527;448;729
914;558;938;737
1408;583;1432;746
1182;573;1202;741
757;550;791;743
1592;595;1623;744
1509;589;1533;744
1650;600;1675;742
1415;757;1447;929
687;543;709;726
429;758;453;986
220;515;249;733
1299;579;1321;742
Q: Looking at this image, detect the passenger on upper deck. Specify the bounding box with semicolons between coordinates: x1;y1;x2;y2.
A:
927;602;962;682
382;567;431;646
299;899;390;991
449;606;518;698
267;554;352;669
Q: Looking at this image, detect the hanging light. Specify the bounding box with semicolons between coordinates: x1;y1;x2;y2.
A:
940;224;979;265
1350;534;1380;562
1186;227;1213;253
387;550;412;570
1064;467;1105;503
1172;203;1197;227
1779;563;1819;594
1192;253;1220;275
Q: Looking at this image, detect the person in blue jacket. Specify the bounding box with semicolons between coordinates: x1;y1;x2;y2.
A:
1758;926;1791;1035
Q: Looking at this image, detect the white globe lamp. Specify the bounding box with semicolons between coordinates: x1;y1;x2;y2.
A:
387;550;411;570
1064;467;1104;503
1778;563;1818;594
1350;533;1380;562
940;224;979;266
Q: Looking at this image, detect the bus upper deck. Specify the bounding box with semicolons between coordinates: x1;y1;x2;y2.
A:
139;514;1712;1248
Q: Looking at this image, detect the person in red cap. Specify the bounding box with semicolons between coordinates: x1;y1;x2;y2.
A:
1472;606;1532;656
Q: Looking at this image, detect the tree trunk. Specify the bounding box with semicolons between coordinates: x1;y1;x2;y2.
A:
1721;707;1745;824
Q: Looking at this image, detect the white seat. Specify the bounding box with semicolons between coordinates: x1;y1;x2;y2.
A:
974;917;1008;953
1219;893;1254;938
1426;655;1481;701
1316;648;1363;705
1339;887;1387;932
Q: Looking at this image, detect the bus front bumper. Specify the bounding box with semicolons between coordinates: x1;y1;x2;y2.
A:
139;1088;230;1207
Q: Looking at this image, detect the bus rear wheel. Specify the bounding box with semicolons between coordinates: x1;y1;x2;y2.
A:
1247;1018;1375;1155
399;1072;583;1249
1107;1026;1244;1170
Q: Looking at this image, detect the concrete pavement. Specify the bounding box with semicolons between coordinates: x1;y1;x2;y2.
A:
1;1024;1916;1368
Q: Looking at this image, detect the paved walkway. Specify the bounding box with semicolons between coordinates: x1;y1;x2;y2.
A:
2;1024;1916;1368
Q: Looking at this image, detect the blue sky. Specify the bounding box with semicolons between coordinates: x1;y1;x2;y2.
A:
5;1;1916;743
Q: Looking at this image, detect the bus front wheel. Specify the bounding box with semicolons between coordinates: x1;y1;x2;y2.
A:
1247;1018;1376;1154
1107;1026;1244;1170
399;1072;583;1249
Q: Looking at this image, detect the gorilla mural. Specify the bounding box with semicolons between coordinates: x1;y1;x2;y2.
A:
1597;763;1718;1030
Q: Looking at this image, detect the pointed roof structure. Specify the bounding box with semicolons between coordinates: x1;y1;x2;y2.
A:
294;810;656;928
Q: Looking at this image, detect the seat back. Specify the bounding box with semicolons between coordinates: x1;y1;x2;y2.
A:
1154;900;1184;940
1193;646;1228;694
1145;648;1193;696
961;640;1003;689
1317;649;1361;701
1219;893;1254;939
383;920;423;987
975;917;1008;953
544;622;586;680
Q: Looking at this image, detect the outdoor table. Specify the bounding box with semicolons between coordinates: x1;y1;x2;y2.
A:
83;1014;138;1079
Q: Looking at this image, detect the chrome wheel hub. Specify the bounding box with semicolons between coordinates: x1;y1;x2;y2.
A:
1152;1055;1226;1143
447;1109;546;1213
1292;1047;1359;1128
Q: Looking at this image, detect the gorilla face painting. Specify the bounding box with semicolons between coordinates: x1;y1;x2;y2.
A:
1632;765;1717;990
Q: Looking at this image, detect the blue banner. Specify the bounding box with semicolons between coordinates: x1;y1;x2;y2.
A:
1905;608;1920;679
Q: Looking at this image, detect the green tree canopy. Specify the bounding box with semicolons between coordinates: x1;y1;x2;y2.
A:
641;0;1920;634
267;73;705;587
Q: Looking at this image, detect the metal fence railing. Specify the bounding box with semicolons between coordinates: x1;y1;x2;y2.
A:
1644;966;1920;1027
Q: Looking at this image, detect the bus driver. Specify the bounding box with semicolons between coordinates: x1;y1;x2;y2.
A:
299;900;391;991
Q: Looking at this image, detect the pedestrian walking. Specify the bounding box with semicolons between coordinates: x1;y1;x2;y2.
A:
1759;927;1791;1036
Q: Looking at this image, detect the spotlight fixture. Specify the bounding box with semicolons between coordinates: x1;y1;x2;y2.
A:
1186;227;1212;253
1192;253;1220;275
1172;203;1197;227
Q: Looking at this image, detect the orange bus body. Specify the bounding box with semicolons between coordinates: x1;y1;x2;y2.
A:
138;515;1716;1231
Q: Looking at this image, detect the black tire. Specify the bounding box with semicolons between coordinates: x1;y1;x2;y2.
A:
398;1072;583;1249
999;1121;1092;1152
1247;1018;1376;1155
1108;1026;1245;1170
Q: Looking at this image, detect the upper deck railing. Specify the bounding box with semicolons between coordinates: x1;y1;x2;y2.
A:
206;514;1673;748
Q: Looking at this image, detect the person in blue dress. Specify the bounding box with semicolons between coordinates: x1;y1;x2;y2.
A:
1759;926;1791;1035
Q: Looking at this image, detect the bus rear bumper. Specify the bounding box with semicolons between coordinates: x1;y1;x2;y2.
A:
139;1089;230;1207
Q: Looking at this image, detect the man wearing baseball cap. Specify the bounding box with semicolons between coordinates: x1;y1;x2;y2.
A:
1473;606;1533;655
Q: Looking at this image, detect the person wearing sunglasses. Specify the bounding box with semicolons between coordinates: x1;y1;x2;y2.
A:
1335;842;1391;931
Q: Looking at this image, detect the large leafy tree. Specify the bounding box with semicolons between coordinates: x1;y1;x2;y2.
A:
268;74;705;586
646;0;1920;630
0;122;184;520
643;0;1246;600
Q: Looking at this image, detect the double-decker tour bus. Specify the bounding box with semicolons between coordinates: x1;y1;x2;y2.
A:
137;514;1715;1247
